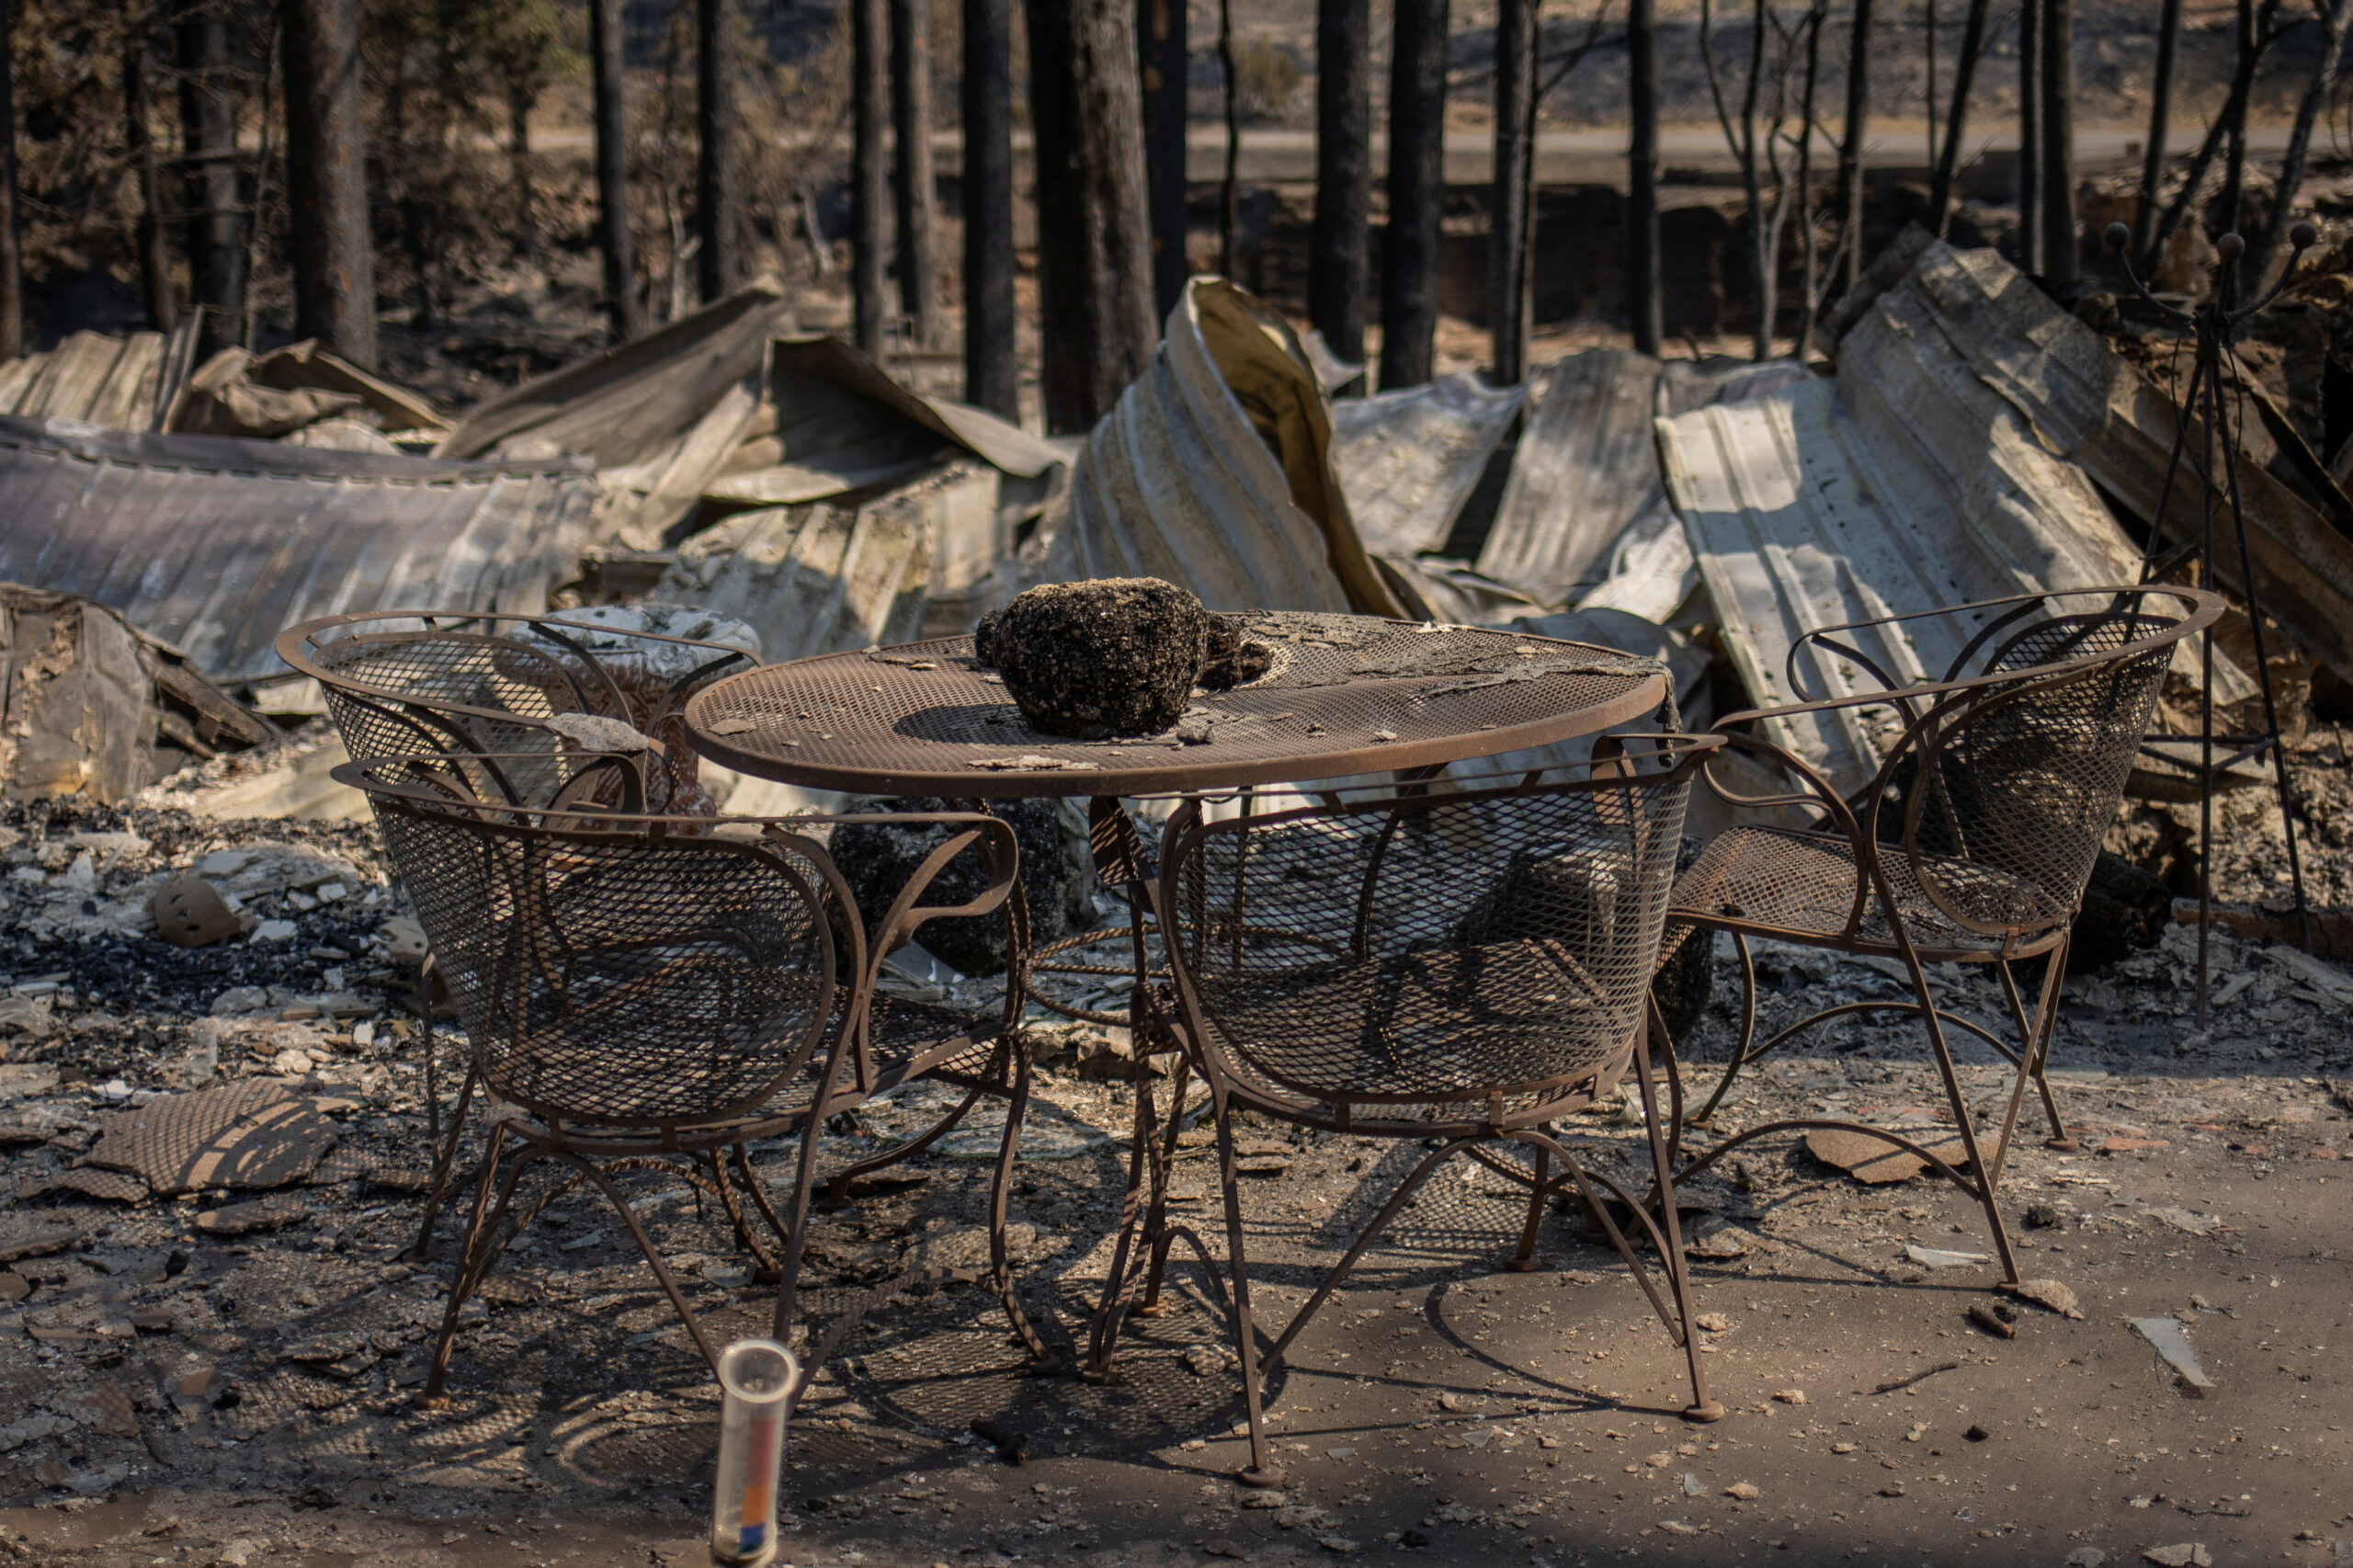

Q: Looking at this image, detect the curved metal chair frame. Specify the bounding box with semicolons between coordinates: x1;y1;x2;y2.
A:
339;754;1054;1412
1657;586;2222;1286
278;610;763;1257
1086;737;1727;1486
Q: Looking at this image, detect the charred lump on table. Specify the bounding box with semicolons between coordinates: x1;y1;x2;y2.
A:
972;579;1270;738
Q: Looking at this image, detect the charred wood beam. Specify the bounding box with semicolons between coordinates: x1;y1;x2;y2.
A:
1490;0;1536;385
696;0;741;302
892;0;939;347
1140;0;1189;319
591;0;641;339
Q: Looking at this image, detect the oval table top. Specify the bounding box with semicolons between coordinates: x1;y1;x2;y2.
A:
683;610;1667;800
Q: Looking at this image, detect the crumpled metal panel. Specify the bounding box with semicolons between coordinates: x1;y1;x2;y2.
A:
1658;313;2150;794
1875;238;2353;682
1331;369;1525;558
1472;351;1808;609
0;415;596;684
1050;278;1403;618
0;323;202;432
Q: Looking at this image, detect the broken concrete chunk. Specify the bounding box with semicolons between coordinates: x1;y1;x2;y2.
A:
1805;1128;1969;1185
2131;1317;2218;1396
2002;1278;2085;1319
151;877;243;949
0;994;56;1039
2141;1546;2211;1568
194;1195;310;1235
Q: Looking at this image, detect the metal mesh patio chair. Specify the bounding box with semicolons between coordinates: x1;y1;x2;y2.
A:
1090;736;1725;1485
278;609;760;813
278;611;761;1254
337;753;1053;1411
1656;586;2222;1284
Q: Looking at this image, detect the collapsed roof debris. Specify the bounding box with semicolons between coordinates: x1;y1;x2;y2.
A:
1329;369;1525;558
0;416;596;686
1051;277;1407;619
0;321;203;431
433;283;795;549
0;585;271;809
1472;351;1807;614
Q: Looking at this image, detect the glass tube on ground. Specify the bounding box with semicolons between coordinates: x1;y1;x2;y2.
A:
710;1337;798;1564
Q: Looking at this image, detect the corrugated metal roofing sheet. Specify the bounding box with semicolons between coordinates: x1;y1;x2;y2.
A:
1472;351;1808;608
1050;278;1406;619
1658;279;2154;794
1861;236;2353;682
0;324;202;431
0;415;596;684
1331;369;1525;558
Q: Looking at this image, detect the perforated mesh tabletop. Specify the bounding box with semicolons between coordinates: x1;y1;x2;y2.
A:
684;612;1669;798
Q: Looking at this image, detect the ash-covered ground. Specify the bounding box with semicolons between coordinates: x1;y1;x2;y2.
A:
0;766;2347;1568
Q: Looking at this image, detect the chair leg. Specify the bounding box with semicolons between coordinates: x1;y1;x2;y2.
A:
1213;1102;1283;1488
2026;938;2075;1150
419;1124;517;1407
572;1153;723;1376
1688;932;1756;1125
404;1062;479;1262
1633;1008;1722;1424
1893;939;2023;1287
1506;1144;1549;1272
985;1037;1059;1373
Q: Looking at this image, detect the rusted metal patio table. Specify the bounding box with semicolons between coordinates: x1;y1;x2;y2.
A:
683;609;1670;1364
684;609;1668;1014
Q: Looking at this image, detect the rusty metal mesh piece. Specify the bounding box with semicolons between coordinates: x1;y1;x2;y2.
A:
1165;763;1696;1119
685;614;1666;798
364;784;837;1129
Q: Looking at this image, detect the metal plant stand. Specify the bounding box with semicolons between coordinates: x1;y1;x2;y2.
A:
2104;222;2320;1027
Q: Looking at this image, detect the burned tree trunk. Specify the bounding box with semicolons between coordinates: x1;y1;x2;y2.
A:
962;0;1017;415
181;3;246;353
1626;0;1662;356
853;0;889;357
2219;0;2260;248
1219;0;1241;277
0;0;16;362
282;0;377;369
1139;0;1189;318
1311;0;1372;383
2039;0;2076;288
695;0;740;301
2016;0;2041;273
2253;0;2352;287
1835;0;1872;291
508;78;538;259
1927;0;1989;238
2130;0;2183;269
124;22;176;333
892;0;939;347
1024;0;1157;432
1381;0;1449;390
590;0;641;339
1489;0;1535;385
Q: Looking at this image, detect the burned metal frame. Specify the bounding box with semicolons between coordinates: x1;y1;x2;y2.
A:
1659;585;2222;1287
340;756;1056;1409
1086;740;1728;1486
2102;221;2322;1028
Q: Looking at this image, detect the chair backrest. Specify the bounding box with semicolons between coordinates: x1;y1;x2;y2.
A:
1158;736;1716;1116
350;755;841;1128
278;612;757;810
1872;591;2200;939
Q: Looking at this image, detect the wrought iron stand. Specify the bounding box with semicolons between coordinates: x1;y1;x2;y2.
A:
2103;222;2317;1027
